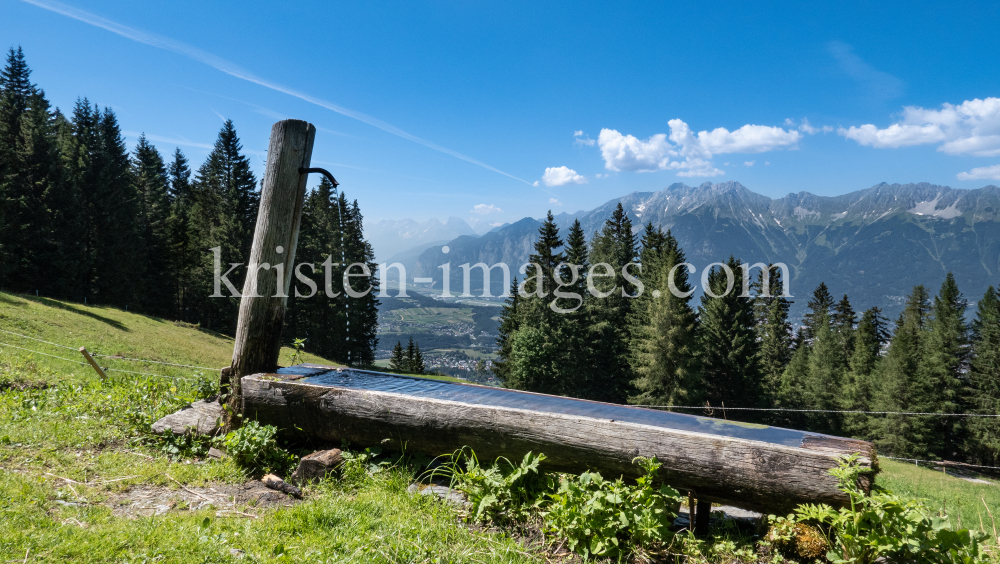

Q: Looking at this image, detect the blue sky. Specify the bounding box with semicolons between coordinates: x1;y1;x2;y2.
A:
4;0;1000;228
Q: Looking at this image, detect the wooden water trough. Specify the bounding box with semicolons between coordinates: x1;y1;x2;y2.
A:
239;364;876;515
225;119;876;517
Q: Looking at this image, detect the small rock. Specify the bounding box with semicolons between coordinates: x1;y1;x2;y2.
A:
207;447;225;460
151;399;223;436
229;549;245;558
407;483;467;505
262;473;302;499
290;449;343;485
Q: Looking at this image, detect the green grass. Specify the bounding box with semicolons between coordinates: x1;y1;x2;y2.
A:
0;292;538;563
389;307;473;325
877;459;1000;537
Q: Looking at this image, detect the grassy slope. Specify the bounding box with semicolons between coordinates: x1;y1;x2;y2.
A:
0;292;536;563
878;459;1000;537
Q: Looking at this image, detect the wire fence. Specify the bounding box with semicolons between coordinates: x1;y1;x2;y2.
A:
0;328;211;383
643;405;1000;418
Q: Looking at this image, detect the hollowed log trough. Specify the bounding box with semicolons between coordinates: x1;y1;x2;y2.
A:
240;364;876;514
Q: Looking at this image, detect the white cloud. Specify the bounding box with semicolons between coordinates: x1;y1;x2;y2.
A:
573;130;595;146
549;198;562;205
472;204;502;215
839;97;1000;157
765;161;771;165
695;123;801;154
957;164;1000;181
744;161;755;167
596;119;799;177
540;166;587;186
794;118;833;135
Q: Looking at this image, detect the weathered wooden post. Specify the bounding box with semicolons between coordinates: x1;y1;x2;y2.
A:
225;119;316;428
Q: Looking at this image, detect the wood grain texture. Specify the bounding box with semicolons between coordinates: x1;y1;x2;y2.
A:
230;120;315;381
241;375;876;514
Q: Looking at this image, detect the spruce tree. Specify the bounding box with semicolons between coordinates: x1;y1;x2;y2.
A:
966;286;1000;464
91;107;142;308
870;285;935;458
494;277;521;387
803;308;846;434
405;337;417;372
166;148;193;319
842;307;890;437
754;265;793;409
131;135;172;315
0;47;67;296
342;197;380;366
389;340;406;372
922;272;970;459
697;256;761;411
413;343;425;374
523;210;564;302
832;294;857;364
803;282;834;341
186;120;258;331
630;228;700;407
551;219;592;396
777;340;811;429
586;203;639;403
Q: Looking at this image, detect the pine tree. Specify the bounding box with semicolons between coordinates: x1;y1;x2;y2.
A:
186;120;258;331
586;203;639;403
870;285;935;458
966;286;1000;464
922;272;970;459
523;210;564;302
842;307;890;437
630;228;700;407
0;47;67;296
754;265;793;409
341;197;380;366
405;337;417;372
832;294;857;364
166;148;193;319
131;135;172;315
413;342;425;374
777;340;811;430
493;277;521;387
389;340;406;371
697;256;761;411
551;219;592;396
803;308;846;434
92;107;143;308
803;282;834;341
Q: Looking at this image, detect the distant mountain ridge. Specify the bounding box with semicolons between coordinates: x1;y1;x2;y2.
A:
410;181;1000;321
366;217;477;262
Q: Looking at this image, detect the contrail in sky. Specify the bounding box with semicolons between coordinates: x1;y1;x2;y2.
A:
20;0;532;185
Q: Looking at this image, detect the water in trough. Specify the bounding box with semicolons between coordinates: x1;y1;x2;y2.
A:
276;364;825;449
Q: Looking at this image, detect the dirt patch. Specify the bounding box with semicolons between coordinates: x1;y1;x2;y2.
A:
0;379;50;392
106;481;300;518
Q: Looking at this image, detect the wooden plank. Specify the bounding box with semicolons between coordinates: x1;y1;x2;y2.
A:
240;373;876;514
227;120;316;426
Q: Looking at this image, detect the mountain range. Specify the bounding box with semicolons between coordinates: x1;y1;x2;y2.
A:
387;181;1000;322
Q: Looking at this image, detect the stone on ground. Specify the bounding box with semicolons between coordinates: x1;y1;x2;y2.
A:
151;399;223;436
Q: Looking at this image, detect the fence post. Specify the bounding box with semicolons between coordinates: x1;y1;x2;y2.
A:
225;119;316;428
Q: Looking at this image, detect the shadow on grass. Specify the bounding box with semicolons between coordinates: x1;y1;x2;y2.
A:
20;295;130;332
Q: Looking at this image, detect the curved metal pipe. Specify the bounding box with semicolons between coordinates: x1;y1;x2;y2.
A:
299;167;339;187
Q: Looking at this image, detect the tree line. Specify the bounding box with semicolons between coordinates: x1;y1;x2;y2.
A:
495;203;1000;463
0;47;378;365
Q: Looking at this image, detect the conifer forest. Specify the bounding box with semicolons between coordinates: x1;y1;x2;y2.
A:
0;47;379;366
